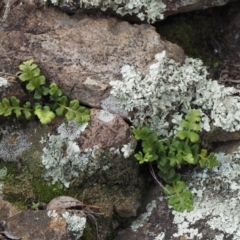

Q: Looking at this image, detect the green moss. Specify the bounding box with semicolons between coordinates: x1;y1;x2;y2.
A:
3;167;35;203
13;201;26;210
155;8;225;67
0;161;18;177
32;178;66;203
81;223;97;240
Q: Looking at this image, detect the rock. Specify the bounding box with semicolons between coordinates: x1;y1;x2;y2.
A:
0;109;143;239
224;9;240;58
0;199;86;240
213;129;240;142
0;2;185;111
0;74;25;100
164;0;236;19
29;0;236;23
115;141;240;240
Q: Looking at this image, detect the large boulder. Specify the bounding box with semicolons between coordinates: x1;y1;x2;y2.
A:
32;0;236;23
0;2;185;109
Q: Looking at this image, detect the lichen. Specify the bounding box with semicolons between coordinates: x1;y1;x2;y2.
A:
0;126;31;162
110;51;240;137
170;148;240;239
41;0;166;23
56;121;88;141
41;133;99;188
62;211;86;238
0;77;9;87
131;200;156;232
47;210;86;239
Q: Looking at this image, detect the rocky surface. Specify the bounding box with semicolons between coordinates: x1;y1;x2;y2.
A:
0;2;185;110
0;104;142;239
0;199;86;240
115;141;240;240
0;1;240;239
31;0;236;23
0;73;25;99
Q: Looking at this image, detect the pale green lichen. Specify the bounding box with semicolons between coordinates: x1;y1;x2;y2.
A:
41;134;99;188
0;126;31;162
62;211;86;238
42;0;166;23
170;149;240;239
47;210;86;239
110;51;240;136
0;77;9;87
57;121;88;141
41;120;100;187
131;200;156;232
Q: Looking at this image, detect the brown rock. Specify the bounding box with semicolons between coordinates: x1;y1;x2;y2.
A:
0;74;25;99
164;0;237;18
79;109;131;149
0;200;86;240
0;3;185;109
213;130;240;142
28;0;236;23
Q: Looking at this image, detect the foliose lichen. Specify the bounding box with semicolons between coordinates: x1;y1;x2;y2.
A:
41;121;99;188
47;210;86;239
110;51;240;137
0;77;9;87
42;134;99;188
131;200;156;232
41;0;166;23
164;147;240;239
0;126;31;162
62;211;86;238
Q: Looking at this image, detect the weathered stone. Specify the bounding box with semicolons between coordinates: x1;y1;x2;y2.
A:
0;200;86;240
164;0;236;18
115;141;240;239
78;109;130;149
0;74;25;100
0;109;143;239
0;3;185;111
213;130;240;142
29;0;236;23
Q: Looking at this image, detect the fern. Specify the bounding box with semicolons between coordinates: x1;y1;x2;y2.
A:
0;60;90;125
133;109;219;212
0;96;32;120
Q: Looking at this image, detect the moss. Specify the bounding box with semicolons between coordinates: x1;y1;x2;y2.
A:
2;167;35;203
13;201;26;210
32;178;67;203
0;161;18;177
155;7;225;67
81;222;97;240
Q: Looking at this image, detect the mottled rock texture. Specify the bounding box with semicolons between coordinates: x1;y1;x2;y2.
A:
0;200;86;240
32;0;236;23
0;3;185;109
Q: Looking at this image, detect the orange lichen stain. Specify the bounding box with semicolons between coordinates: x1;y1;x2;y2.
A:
8;133;19;144
49;217;66;234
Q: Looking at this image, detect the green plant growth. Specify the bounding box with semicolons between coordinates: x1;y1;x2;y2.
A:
0;60;90;124
133;109;218;212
